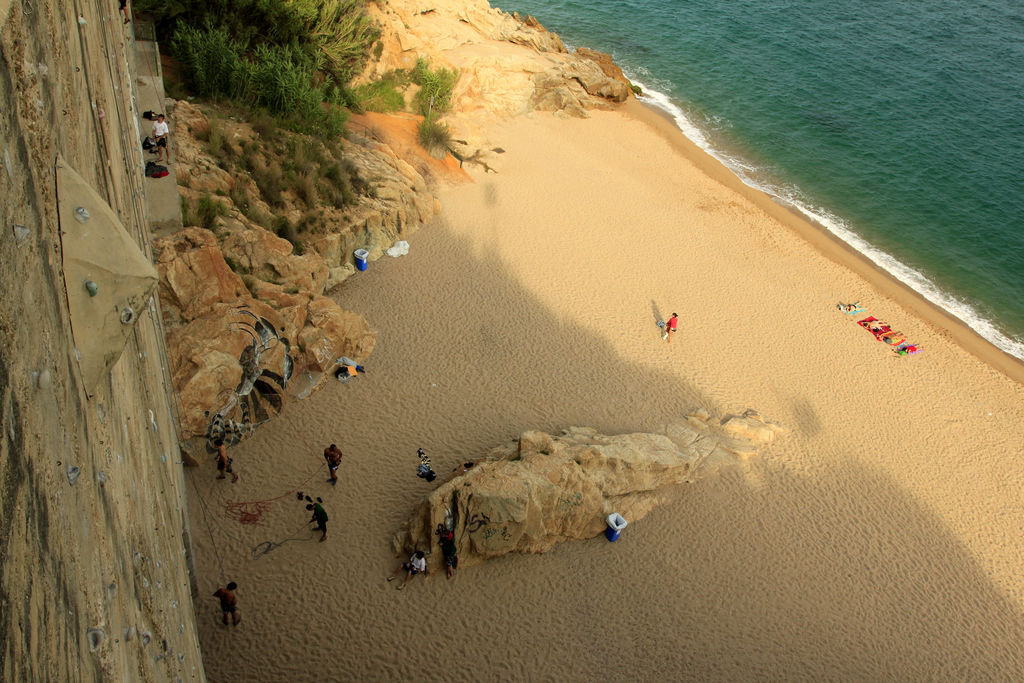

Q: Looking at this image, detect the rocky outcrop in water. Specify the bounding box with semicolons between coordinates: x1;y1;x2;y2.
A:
394;410;784;570
363;0;633;119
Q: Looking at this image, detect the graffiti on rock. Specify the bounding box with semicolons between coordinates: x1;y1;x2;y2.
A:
205;307;294;449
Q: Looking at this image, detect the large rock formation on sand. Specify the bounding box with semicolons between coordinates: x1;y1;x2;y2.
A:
154;227;376;439
395;410;784;570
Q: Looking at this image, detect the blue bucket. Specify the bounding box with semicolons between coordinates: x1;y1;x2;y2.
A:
354;248;369;271
605;513;627;542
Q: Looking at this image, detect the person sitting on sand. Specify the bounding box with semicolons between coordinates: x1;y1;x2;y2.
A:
334;356;365;383
388;550;429;589
417;448;436;482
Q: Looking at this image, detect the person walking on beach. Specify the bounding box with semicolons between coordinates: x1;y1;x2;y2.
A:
213;582;240;626
665;312;679;343
323;444;343;485
215;440;238;482
307;500;329;542
388;550;429;590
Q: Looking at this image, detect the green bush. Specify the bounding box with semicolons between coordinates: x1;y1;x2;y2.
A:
353;80;406;113
412;58;458;117
418;114;452;157
253;161;285;207
272;216;302;253
207;118;233;161
197;195;227;229
172;24;348;137
171;23;247;100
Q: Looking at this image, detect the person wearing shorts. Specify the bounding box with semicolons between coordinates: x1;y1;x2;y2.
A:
152;113;169;163
118;0;130;24
665;312;679;343
215;440;238;482
388;550;428;589
323;444;343;485
213;582;240;626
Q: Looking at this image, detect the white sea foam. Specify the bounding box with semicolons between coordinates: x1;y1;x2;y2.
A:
630;78;1024;361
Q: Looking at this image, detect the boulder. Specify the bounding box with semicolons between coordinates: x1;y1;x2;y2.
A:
394;411;784;571
153;227;248;324
154;228;376;439
575;47;633;90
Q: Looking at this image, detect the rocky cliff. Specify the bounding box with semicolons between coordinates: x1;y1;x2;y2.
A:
1;2;204;680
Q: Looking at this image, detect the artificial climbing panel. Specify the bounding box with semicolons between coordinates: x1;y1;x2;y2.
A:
56;155;158;394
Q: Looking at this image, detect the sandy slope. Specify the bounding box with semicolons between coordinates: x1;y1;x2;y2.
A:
189;103;1024;681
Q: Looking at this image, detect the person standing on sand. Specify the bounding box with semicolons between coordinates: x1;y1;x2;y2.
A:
438;527;458;579
665;312;679;343
307;500;329;542
215;440;238;482
213;582;240;626
323;444;343;485
388;550;429;590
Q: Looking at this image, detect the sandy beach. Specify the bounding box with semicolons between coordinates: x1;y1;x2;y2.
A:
188;100;1024;680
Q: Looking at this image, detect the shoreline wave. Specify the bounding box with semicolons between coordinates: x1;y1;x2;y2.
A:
629;77;1024;362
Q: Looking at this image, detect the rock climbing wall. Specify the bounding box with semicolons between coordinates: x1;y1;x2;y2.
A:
0;1;205;680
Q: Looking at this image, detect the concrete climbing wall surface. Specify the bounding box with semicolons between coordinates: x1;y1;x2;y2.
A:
0;1;205;680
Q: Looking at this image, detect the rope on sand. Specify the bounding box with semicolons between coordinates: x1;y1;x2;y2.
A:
222;464;321;526
251;525;312;559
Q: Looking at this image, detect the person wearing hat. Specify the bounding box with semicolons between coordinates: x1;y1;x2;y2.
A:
665;312;679;343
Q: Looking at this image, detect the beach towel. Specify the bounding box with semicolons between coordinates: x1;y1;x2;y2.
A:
858;317;892;338
894;342;922;356
837;303;865;315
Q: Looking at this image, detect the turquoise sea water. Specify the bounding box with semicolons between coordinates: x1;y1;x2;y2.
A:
503;0;1024;360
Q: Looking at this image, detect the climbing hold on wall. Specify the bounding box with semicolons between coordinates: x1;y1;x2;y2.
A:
73;206;90;223
84;280;98;297
87;629;104;652
66;465;81;485
120;306;136;324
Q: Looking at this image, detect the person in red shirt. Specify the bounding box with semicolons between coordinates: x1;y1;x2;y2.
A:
666;313;679;343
